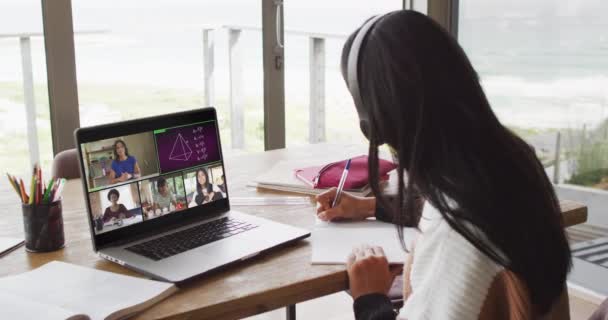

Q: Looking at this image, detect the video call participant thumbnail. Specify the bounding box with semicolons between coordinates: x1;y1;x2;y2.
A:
153;121;221;173
89;183;144;234
109;139;141;184
184;166;225;208
139;174;187;220
154;177;176;211
80;132;160;191
103;188;133;222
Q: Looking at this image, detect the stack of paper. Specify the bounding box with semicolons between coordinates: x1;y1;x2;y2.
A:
0;237;24;257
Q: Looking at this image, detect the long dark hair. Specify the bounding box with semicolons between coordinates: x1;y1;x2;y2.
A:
113;139;130;160
195;168;212;195
341;10;571;314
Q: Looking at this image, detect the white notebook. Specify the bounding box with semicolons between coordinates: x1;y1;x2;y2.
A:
0;236;24;257
311;218;419;265
0;261;177;320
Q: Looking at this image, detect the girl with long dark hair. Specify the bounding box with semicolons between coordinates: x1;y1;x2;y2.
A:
193;168;223;206
316;10;571;320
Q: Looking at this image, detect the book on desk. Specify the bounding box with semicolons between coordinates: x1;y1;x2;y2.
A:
0;261;176;320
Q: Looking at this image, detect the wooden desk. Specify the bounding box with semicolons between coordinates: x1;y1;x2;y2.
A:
0;143;588;319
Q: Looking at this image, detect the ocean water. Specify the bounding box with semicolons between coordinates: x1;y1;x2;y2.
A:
1;0;608;131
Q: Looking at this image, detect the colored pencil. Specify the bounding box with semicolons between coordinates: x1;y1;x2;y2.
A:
42;178;54;204
7;165;63;205
29;173;36;205
6;173;22;202
19;179;28;204
37;165;42;205
6;173;19;194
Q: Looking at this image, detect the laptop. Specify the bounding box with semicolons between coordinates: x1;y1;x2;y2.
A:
75;108;310;283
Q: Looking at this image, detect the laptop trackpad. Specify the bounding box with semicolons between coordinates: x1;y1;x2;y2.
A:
151;234;263;281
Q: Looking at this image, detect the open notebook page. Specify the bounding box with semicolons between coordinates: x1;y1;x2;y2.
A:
0;261;176;320
311;217;419;265
0;291;88;320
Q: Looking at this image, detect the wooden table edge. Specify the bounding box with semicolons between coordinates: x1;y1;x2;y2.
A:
143;199;587;319
160;272;348;320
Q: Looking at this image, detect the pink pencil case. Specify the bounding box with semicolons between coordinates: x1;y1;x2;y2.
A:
295;155;397;189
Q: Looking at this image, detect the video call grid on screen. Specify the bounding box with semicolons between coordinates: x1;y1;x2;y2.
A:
80;120;227;235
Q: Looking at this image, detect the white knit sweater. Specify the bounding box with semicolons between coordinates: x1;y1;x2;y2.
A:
399;202;505;320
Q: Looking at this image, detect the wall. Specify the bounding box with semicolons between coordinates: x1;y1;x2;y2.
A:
89;191;102;217
122;132;158;175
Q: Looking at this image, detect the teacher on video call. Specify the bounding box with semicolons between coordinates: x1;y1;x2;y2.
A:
109;139;141;184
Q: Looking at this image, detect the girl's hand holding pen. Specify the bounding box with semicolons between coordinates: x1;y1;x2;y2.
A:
315;187;376;221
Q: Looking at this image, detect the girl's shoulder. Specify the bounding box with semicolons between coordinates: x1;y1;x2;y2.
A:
403;213;505;320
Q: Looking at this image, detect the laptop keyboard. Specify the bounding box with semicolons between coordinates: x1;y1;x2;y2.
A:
125;217;258;261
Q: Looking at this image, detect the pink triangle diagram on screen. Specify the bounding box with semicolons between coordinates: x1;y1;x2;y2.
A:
169;133;193;161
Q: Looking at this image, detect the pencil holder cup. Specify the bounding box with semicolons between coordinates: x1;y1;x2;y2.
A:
22;200;65;252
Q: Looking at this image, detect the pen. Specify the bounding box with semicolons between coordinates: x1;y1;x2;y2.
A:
49;179;59;203
332;158;352;208
53;178;66;203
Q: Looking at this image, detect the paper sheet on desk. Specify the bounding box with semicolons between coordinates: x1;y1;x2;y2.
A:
311;218;419;265
0;237;24;257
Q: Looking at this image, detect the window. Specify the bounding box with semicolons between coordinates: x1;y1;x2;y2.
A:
283;0;403;147
72;0;264;152
0;0;53;175
459;0;608;191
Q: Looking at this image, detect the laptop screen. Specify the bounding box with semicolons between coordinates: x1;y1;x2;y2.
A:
76;108;229;249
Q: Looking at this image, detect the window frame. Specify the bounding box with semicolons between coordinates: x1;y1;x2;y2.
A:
42;0;454;154
42;0;81;155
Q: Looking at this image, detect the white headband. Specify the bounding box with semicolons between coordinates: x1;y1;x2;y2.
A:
346;14;385;109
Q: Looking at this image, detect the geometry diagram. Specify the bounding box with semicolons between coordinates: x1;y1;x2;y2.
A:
169;133;193;161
